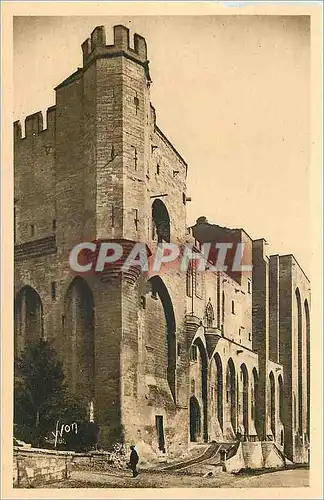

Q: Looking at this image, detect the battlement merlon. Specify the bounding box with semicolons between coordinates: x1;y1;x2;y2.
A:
14;106;56;140
81;25;149;72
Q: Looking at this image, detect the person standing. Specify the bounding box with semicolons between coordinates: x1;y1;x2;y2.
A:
129;445;139;477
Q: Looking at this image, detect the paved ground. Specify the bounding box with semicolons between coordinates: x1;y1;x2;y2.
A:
44;467;309;489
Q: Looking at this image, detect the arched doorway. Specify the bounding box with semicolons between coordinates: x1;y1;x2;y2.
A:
190;396;201;442
240;364;249;438
14;286;44;357
64;277;95;402
214;353;223;429
226;358;236;433
191;338;208;441
152;199;170;243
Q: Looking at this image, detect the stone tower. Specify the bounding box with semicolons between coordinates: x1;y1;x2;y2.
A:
15;25;189;452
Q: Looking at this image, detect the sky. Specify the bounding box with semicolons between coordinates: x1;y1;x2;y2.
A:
13;15;311;275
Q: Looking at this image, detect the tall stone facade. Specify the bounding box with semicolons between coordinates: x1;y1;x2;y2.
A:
14;25;310;463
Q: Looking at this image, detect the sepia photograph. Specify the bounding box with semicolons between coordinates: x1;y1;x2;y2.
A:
1;2;323;498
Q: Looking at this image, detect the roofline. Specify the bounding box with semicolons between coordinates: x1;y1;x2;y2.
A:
189;220;253;242
278;254;310;282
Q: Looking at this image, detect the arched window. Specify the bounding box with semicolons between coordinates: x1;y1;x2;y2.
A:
152;199;170;243
14;286;44;357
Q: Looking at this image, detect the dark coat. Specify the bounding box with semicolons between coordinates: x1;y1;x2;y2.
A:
130;449;139;466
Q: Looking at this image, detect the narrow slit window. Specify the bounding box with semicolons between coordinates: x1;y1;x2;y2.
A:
134;209;139;231
131;146;138;171
134;95;139;114
111;205;115;228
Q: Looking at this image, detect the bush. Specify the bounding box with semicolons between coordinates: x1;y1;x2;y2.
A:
14;339;98;451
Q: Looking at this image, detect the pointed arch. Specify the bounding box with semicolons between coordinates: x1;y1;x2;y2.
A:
205;299;215;328
269;371;276;438
226;357;236;433
152;199;170;243
251;367;259;434
192;337;208;441
214;353;223;429
148;276;176;401
240;363;249;437
64;277;95;401
14;285;44;357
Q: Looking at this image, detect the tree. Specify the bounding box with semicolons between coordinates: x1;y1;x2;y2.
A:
14;339;86;447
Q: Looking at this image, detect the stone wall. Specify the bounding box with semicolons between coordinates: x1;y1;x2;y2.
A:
13;447;74;487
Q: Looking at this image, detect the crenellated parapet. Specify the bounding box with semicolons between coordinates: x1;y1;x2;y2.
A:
80;25;149;74
14;105;56;140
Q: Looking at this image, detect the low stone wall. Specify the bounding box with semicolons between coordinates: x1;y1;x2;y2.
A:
13;446;74;487
224;441;286;473
72;449;127;470
242;442;263;468
224;443;245;473
261;442;286;468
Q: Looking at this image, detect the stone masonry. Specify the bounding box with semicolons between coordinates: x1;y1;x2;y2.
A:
14;25;310;463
